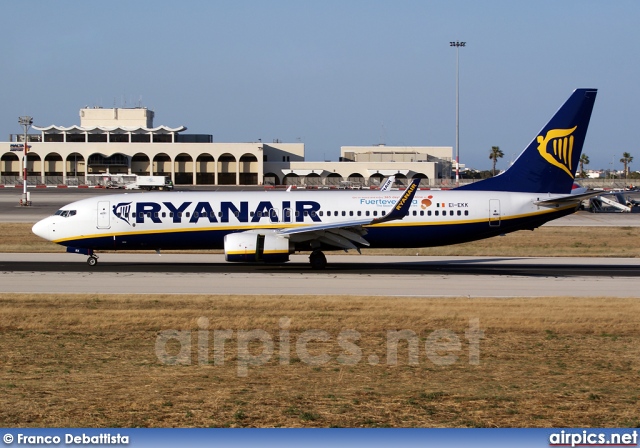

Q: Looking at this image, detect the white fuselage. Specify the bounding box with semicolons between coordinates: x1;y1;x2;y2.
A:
32;189;575;251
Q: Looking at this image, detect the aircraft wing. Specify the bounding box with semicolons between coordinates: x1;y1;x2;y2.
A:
277;178;420;251
534;190;601;207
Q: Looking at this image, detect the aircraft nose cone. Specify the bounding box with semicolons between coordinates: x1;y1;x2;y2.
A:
32;218;51;241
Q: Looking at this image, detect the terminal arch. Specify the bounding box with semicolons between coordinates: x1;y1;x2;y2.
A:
26;153;41;181
283;173;300;186
325;172;342;187
131;152;150;175
369;172;384;188
152;153;171;175
44;152;63;176
263;172;281;186
65;153;85;185
394;173;408;187
412;172;429;187
347;172;365;188
218;153;237;185
65;153;85;176
305;172;321;187
196;153;215;185
174;153;193;185
239;153;258;185
1;152;20;176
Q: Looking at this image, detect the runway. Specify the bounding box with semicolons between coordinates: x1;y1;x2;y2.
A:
1;253;639;297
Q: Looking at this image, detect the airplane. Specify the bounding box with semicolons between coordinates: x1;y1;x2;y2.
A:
379;175;395;191
32;88;597;269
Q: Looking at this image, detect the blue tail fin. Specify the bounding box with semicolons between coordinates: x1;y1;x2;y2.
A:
457;88;597;193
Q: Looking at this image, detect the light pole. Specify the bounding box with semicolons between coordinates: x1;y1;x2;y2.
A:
450;41;466;186
18;116;33;206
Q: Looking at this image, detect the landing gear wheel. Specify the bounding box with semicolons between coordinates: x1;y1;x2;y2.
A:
309;250;327;270
87;255;99;266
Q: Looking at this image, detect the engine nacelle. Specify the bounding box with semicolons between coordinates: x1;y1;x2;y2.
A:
224;231;291;263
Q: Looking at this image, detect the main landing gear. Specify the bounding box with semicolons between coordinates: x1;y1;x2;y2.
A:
309;250;327;270
87;254;99;266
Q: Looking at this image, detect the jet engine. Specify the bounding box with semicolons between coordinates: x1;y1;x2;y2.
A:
224;231;292;263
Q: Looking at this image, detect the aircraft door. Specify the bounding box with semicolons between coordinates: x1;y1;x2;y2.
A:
97;201;111;229
489;199;500;227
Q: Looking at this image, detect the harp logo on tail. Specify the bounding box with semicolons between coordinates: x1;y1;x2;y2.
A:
536;126;578;178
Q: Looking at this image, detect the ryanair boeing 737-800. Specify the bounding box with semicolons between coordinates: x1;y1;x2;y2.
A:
32;89;597;269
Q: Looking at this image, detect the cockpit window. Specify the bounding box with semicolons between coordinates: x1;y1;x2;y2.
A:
54;210;76;217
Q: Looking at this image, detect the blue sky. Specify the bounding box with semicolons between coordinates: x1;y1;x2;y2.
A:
1;0;638;171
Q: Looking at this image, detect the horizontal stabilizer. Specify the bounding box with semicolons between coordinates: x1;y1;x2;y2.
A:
534;191;600;207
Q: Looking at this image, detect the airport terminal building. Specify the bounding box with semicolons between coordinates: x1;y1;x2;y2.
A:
1;107;452;188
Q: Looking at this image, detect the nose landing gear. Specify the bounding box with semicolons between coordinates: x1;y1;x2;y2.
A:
87;254;99;266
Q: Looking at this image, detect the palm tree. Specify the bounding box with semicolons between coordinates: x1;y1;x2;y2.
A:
489;146;504;176
579;154;590;178
620;152;634;179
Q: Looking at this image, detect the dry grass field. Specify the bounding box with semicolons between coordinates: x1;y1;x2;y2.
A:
2;223;640;427
1;294;639;428
3;222;640;257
